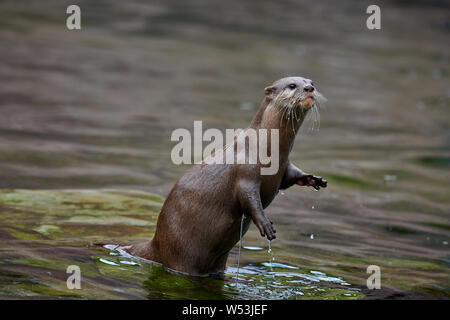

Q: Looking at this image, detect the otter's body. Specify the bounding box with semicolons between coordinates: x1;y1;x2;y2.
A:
129;77;327;276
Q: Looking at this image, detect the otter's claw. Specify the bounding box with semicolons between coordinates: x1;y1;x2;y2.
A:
297;174;327;190
254;214;276;241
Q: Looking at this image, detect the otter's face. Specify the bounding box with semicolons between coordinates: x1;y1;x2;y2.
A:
264;76;321;110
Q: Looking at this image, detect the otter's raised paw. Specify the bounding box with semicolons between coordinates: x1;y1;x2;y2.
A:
297;174;327;190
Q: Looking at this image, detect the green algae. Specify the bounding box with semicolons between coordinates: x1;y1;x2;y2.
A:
423;222;450;231
367;257;442;271
383;225;418;235
33;224;61;235
10;256;99;278
413;156;450;169
65;215;153;227
418;190;450;204
0;280;84;299
0;189;447;299
3;227;45;241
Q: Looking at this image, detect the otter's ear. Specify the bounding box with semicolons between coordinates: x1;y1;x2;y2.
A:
264;86;276;97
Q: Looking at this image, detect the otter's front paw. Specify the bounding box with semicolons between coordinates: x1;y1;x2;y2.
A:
297;174;328;190
253;214;276;240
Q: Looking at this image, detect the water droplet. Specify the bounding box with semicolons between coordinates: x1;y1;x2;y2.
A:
310;234;314;240
311;206;315;209
280;191;285;195
384;175;397;182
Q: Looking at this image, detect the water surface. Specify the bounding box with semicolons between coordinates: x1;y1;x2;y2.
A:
0;0;448;299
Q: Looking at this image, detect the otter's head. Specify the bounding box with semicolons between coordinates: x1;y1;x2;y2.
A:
264;76;325;111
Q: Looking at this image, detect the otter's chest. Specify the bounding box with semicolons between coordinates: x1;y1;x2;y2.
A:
259;165;287;208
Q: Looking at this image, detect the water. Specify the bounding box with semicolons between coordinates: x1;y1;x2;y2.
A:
267;240;276;280
0;189;362;299
267;240;275;269
0;0;449;299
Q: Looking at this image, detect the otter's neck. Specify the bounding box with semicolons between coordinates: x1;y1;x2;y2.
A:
250;98;308;157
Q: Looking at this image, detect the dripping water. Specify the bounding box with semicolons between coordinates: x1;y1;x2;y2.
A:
268;239;275;279
235;214;245;288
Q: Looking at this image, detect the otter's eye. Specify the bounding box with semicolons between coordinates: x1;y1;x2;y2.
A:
288;84;297;89
311;82;314;86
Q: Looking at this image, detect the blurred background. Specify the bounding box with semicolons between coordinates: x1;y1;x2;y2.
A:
0;0;448;299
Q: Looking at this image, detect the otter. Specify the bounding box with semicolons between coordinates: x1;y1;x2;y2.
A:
128;76;327;277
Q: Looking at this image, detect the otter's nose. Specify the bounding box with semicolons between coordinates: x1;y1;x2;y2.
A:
304;85;315;92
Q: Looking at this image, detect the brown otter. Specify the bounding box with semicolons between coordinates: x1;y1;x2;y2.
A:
128;76;327;276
